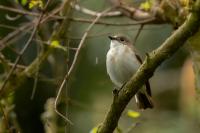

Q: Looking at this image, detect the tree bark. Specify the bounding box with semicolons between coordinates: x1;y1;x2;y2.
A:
98;0;200;132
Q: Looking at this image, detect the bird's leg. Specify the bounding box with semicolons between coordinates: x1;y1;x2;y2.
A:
112;88;119;101
112;82;127;100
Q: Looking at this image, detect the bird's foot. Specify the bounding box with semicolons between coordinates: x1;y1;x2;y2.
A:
112;88;119;101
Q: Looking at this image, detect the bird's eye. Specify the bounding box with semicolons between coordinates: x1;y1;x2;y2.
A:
120;38;125;42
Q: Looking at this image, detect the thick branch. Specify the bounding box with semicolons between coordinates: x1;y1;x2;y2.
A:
98;0;200;133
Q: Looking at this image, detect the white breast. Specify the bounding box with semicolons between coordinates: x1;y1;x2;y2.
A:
106;44;140;88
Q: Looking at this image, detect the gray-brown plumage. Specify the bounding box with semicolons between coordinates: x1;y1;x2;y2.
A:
107;35;153;109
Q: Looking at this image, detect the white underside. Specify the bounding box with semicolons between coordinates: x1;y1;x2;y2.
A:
106;41;140;88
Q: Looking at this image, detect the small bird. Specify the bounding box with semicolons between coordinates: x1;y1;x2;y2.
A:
106;34;153;109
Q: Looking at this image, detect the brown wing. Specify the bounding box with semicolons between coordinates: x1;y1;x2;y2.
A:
135;53;143;64
145;80;152;96
135;53;152;96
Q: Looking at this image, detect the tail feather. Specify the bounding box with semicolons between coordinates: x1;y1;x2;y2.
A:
135;91;153;109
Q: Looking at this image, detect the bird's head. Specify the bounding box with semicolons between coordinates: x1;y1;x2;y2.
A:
108;34;132;48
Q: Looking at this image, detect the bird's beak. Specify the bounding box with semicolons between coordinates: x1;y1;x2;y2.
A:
108;36;117;40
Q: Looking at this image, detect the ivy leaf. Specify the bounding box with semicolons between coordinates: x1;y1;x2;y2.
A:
127;110;141;118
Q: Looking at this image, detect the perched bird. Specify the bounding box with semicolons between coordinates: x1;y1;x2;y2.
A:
106;34;153;109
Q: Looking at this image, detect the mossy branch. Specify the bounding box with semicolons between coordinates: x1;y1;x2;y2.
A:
98;0;200;133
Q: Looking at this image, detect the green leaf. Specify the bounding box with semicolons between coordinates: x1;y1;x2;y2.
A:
90;126;98;133
50;40;67;52
139;0;152;11
51;40;60;47
29;0;44;9
21;0;28;6
127;110;140;118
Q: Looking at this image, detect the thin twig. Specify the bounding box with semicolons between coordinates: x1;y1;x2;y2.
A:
133;24;144;44
30;38;40;100
0;22;158;43
69;17;155;26
124;122;139;133
0;5;38;17
0;3;121;18
0;5;156;26
0;22;33;51
65;39;70;132
0;2;64;52
0;5;61;20
54;7;114;125
0;53;10;71
71;3;121;17
0;53;26;70
0;0;51;95
30;65;39;100
0;104;12;133
119;4;154;21
5;63;26;69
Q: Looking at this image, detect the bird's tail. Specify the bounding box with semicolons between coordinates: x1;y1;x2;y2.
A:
135;91;153;109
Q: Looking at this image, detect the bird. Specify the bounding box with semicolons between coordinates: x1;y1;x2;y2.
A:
106;34;153;109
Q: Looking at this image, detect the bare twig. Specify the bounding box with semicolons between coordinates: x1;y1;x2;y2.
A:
5;14;21;21
6;63;26;70
0;22;159;43
0;104;12;133
71;3;121;17
72;3;158;24
30;40;40;100
119;4;154;21
0;2;64;52
0;53;10;71
0;5;61;20
133;24;144;44
0;0;51;95
54;7;114;125
124;122;139;133
70;17;155;26
0;53;26;70
0;22;33;51
0;5;156;27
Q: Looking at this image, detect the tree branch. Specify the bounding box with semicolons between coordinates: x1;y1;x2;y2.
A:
0;0;50;95
98;0;200;133
71;3;121;17
54;7;114;125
